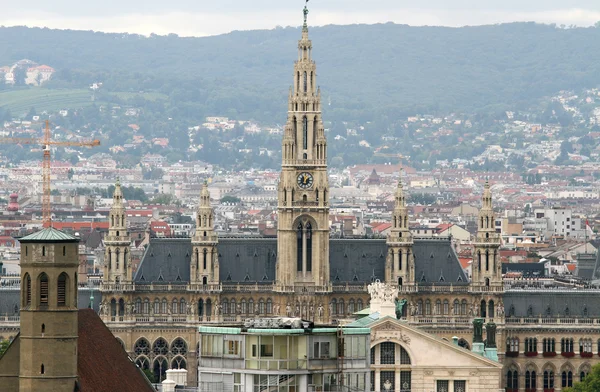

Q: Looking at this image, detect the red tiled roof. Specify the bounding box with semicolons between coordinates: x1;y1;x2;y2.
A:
458;257;472;269
51;222;109;231
77;309;155;392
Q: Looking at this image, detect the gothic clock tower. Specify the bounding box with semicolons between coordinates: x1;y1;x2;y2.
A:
276;6;329;288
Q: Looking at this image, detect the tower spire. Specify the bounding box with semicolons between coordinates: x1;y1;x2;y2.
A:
104;179;131;283
192;181;219;286
386;169;414;285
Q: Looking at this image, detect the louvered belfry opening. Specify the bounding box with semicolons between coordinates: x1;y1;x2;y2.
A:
39;273;49;306
57;273;67;306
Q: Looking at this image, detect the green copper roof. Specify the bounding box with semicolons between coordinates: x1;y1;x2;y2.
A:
19;227;78;243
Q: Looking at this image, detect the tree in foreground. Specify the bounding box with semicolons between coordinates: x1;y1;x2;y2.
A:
564;364;600;392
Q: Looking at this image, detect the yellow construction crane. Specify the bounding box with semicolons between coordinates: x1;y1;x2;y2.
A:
0;120;100;226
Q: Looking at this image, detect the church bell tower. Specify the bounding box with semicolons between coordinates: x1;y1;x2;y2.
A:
192;182;219;285
103;179;132;283
276;4;329;288
472;180;502;287
385;173;414;286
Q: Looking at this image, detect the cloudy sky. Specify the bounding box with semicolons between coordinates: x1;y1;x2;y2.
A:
2;0;600;36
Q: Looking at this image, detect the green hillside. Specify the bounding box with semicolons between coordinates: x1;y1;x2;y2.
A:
1;23;600;122
0;88;93;115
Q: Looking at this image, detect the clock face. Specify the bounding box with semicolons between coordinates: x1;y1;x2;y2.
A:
297;172;314;189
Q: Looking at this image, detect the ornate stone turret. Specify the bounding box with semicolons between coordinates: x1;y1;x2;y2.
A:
191;182;218;285
276;4;330;288
104;179;132;283
385;172;414;286
472;180;502;286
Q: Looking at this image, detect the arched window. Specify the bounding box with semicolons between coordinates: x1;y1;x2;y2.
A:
296;223;303;272
435;300;441;315
306;222;312;272
203;248;207;270
171;337;188;356
302;116;308;150
425;299;431;315
172;299;178;314
161;298;168;314
303;71;307;93
41;324;45;334
222;299;229;315
135;298;142;314
259;299;265;314
172;356;186;370
507;367;519;390
488;300;494;319
379;342;395;364
525;368;537;390
153;338;168;356
443;300;449;315
348;299;355;314
248;299;254;315
180;298;186;315
561;370;573;388
453;299;460;315
57;273;68;306
461;299;468;315
41;364;45;374
24;273;31;306
62;246;66;256
42;246;45;256
266;299;272;314
417;300;423;315
143;298;150;314
544;369;555;389
357;299;363;311
480;300;487;318
154;299;160;314
39;273;49;306
338;299;345;315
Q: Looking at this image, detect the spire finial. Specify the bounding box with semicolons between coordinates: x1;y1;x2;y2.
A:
398;167;404;188
303;0;309;30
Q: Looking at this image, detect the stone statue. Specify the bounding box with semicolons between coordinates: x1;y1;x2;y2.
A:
98;301;105;316
214;302;220;316
395;299;406;319
409;301;415;316
303;1;309;25
237;304;242;315
286;303;292;317
190;300;196;315
309;303;314;317
295;303;300;316
301;303;307;317
496;302;505;317
473;318;484;343
329;301;334;316
317;303;324;319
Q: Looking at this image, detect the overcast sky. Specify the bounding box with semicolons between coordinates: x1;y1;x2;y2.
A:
2;0;600;36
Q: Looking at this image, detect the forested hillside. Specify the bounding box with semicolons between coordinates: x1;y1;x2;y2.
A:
1;23;600;122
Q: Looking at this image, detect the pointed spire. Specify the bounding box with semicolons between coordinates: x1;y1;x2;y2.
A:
113;178;123;201
200;180;210;207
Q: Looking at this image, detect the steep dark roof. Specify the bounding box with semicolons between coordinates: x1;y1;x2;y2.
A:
413;239;469;285
135;237;467;284
77;309;155;392
219;238;277;282
135;239;191;283
329;239;386;282
504;290;600;317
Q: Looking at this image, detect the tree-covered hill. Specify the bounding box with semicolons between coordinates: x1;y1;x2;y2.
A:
2;23;600;122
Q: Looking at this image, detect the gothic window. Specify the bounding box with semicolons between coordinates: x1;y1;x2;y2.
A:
62;246;66;256
115;249;120;270
453;299;460;315
230;299;236;314
248;299;254;315
266;299;272;314
143;298;150;314
134;338;151;356
172;299;178;314
525;337;538;353
111;216;114;226
161;298;167;314
154;299;160;314
338;299;344;315
435;300;441;315
171;338;187;356
357;299;363;311
303;116;308;150
348;299;355;314
57;273;68;306
241;299;247;314
488;300;494;319
39;273;49;306
543;369;555;389
525;368;537;389
485;250;489;271
259;299;265;314
303;71;307;93
562;370;573;388
153;357;168;383
122;215;125;226
480;300;487;318
461;299;468;315
180;299;186;314
135;298;141;314
172;356;186;370
417;300;423;315
506;366;519;390
306;222;312;272
543;338;556;353
580;365;590;381
443;300;449;315
297;223;303;272
203;248;207;270
222;299;229;315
